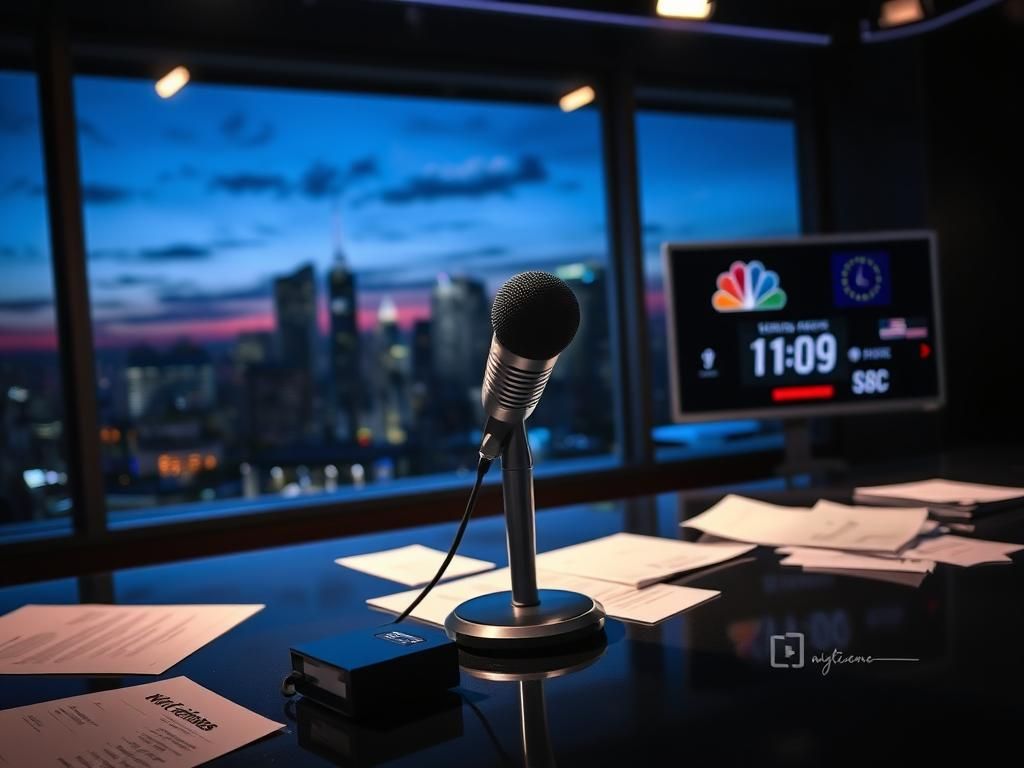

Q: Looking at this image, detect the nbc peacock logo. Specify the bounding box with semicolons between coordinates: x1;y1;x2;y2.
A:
711;260;787;312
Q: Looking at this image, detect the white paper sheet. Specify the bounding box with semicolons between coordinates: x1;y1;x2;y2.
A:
335;544;495;586
801;567;928;588
367;567;719;626
0;676;283;768
898;535;1023;567
0;604;264;675
855;478;1024;506
534;532;755;588
681;494;927;552
777;546;935;573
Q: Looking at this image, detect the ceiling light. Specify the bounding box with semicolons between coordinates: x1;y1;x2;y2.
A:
559;85;595;113
879;0;924;27
656;0;714;20
155;66;190;99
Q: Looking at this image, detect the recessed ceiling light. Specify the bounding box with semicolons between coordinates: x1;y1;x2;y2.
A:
155;66;190;99
656;0;714;20
879;0;925;28
559;85;596;113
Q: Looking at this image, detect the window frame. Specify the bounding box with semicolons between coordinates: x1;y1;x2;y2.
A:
0;18;814;585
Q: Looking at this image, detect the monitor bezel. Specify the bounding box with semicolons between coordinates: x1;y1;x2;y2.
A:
661;230;945;424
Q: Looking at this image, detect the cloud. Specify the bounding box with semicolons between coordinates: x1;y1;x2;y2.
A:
363;155;548;206
209;173;290;196
0;297;53;312
95;274;169;289
0;108;35;135
157;163;200;183
300;156;379;199
78;120;113;146
643;222;664;235
405;114;490;135
2;176;44;197
81;183;134;205
164;126;198;144
220;111;275;147
138;243;213;261
159;279;271;304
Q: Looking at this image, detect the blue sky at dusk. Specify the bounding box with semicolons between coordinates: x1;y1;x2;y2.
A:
0;70;800;352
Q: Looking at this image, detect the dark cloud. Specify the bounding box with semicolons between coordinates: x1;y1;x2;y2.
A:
95;274;169;289
300;156;379;199
210;237;263;250
0;297;52;312
138;243;213;261
0;244;43;261
220;111;275;147
404;114;490;135
420;219;478;233
78;120;113;146
81;183;134;205
209;173;290;196
158;163;200;183
164;126;198;144
364;155;548;206
158;279;271;304
643;222;664;235
2;176;44;197
0;108;35;135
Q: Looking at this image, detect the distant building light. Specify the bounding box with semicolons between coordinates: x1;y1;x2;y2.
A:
23;469;47;489
155;66;190;99
356;427;373;447
556;263;587;281
7;386;29;403
45;470;59;485
656;0;714;20
879;0;924;27
559;85;595;113
203;454;217;470
351;463;366;487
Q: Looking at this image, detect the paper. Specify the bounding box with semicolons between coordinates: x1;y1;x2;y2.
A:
898;535;1023;567
802;567;928;588
681;495;927;552
0;676;282;768
535;532;755;588
336;544;495;586
777;546;935;573
0;604;264;675
367;567;720;626
855;478;1024;506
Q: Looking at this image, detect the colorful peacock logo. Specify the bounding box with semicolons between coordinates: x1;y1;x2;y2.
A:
711;260;787;312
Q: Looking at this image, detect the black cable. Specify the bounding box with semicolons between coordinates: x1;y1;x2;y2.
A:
394;455;493;624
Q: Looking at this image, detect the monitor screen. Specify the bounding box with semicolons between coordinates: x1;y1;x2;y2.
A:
663;232;944;422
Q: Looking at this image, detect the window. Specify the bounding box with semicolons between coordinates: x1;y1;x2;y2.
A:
0;70;70;537
636;110;802;458
74;75;615;519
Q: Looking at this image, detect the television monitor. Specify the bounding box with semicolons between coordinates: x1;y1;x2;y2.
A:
662;231;944;423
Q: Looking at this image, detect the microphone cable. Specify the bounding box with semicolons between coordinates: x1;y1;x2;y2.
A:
394;454;493;624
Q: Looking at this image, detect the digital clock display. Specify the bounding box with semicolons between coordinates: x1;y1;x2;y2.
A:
663;234;942;421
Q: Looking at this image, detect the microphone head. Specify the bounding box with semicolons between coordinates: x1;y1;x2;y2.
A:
490;271;580;360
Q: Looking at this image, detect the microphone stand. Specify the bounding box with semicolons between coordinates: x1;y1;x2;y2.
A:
445;421;605;649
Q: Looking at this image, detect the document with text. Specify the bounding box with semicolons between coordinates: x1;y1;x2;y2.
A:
0;676;283;768
0;604;264;675
336;544;495;586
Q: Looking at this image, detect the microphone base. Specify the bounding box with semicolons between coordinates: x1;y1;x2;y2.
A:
444;589;605;651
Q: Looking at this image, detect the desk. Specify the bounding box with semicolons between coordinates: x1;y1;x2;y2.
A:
2;488;1023;765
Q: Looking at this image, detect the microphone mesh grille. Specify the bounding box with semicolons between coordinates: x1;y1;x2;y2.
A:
491;271;580;360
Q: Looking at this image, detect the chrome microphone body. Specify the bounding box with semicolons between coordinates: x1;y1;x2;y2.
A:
481;336;558;424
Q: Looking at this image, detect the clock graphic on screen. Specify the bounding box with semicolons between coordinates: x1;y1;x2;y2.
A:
839;254;884;303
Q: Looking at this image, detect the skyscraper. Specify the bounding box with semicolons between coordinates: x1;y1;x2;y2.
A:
273;263;317;437
430;274;489;431
376;297;408;446
328;251;361;441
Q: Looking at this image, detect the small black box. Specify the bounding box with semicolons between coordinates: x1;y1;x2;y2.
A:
289;624;460;717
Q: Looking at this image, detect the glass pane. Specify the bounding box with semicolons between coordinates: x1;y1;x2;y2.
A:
0;70;70;538
636;110;801;459
74;75;615;520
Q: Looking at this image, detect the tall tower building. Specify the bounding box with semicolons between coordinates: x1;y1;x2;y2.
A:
430;274;489;424
376;297;408;446
328;247;361;442
273;263;317;436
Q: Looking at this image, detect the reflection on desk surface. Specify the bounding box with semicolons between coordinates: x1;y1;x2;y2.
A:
1;483;1023;764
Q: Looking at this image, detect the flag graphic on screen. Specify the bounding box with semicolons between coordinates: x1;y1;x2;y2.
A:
711;260;787;312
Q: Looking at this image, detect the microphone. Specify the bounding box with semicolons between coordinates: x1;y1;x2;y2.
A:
478;271;580;460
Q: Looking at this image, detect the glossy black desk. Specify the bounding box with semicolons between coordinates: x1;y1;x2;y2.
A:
2;488;1023;765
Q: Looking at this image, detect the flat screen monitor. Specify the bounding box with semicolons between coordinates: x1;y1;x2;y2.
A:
663;232;944;422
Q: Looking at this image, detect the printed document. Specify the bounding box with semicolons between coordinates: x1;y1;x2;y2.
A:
0;676;282;767
681;495;926;552
898;535;1022;567
535;532;754;588
0;604;263;675
855;478;1024;506
336;544;495;586
367;567;719;626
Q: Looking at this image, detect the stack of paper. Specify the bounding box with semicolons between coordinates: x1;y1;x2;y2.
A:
682;494;1023;585
854;478;1024;521
367;566;720;626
